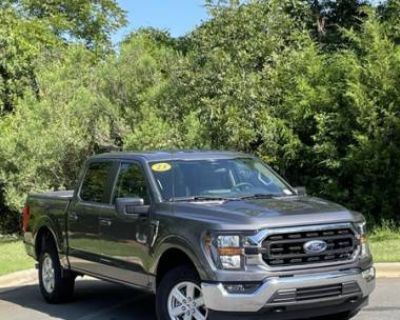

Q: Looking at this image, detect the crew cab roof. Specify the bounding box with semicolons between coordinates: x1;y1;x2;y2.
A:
90;150;252;162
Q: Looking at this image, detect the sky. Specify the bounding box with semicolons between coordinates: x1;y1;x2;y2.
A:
113;1;384;44
113;0;209;43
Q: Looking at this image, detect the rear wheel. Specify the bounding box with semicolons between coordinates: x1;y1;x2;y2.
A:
38;240;75;303
156;266;208;320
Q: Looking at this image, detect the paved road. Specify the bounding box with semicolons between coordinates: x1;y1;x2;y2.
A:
0;278;398;320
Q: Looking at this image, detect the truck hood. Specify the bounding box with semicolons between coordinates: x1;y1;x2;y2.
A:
172;196;364;230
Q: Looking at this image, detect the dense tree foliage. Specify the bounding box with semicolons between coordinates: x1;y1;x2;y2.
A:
3;0;127;49
0;6;58;113
1;0;400;232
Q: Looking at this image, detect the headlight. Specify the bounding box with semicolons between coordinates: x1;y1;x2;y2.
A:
356;222;371;258
215;235;243;270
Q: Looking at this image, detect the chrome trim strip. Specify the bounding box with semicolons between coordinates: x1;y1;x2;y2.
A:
248;223;358;244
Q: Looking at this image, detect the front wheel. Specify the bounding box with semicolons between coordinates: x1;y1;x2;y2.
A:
38;240;75;303
156;266;208;320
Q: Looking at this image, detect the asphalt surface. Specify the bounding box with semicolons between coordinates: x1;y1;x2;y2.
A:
0;278;398;320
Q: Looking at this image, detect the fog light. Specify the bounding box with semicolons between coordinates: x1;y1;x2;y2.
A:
362;267;375;282
223;283;261;294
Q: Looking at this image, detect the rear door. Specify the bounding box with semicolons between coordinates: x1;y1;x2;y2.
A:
67;160;115;273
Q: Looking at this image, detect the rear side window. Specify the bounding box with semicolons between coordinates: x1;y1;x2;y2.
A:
80;162;112;203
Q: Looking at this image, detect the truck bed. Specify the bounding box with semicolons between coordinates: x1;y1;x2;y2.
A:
24;190;74;259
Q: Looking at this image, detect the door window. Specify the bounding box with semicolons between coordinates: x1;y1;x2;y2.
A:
114;162;150;204
80;162;113;203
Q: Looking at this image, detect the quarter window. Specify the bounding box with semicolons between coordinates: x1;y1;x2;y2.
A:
80;162;112;203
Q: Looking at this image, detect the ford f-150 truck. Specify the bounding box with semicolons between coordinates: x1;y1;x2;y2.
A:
22;151;375;320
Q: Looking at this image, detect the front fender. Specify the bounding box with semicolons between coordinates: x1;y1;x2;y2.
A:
150;235;212;281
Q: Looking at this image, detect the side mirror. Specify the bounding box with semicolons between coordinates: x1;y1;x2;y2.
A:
115;197;149;218
294;186;307;196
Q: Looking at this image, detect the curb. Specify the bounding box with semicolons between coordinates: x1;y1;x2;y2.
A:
375;262;400;278
0;268;37;294
0;263;399;293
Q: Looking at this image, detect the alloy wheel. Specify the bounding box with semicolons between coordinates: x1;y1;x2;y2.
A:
167;281;208;320
42;253;55;294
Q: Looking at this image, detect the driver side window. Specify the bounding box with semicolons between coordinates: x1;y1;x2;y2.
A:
114;162;150;204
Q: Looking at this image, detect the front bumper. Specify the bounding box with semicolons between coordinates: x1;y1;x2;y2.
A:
202;267;375;314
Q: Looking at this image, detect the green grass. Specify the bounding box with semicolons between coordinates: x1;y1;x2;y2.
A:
369;221;400;242
370;240;400;262
368;221;400;262
0;239;35;276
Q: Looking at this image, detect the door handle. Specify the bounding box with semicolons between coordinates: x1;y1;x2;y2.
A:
69;212;79;222
99;218;112;227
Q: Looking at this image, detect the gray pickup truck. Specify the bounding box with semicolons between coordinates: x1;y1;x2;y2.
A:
22;151;375;320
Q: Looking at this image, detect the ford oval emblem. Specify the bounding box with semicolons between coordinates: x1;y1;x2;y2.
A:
303;240;328;254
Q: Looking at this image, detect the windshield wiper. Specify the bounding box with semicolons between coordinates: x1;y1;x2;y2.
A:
168;196;240;202
239;193;277;200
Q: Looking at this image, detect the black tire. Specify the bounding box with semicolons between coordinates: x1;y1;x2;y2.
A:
156;266;208;320
38;240;75;303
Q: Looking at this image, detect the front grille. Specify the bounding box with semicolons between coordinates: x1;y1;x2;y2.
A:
262;228;357;266
269;281;361;304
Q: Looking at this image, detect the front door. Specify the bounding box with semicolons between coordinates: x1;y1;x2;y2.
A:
97;161;153;288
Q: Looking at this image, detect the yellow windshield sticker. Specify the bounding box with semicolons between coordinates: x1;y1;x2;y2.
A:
151;162;172;172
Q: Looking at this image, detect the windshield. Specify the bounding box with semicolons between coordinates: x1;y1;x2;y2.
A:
149;158;294;201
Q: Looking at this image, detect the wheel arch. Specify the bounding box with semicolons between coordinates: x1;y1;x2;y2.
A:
34;225;60;259
153;238;209;290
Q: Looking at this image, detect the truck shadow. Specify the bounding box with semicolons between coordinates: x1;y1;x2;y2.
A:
0;278;156;320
